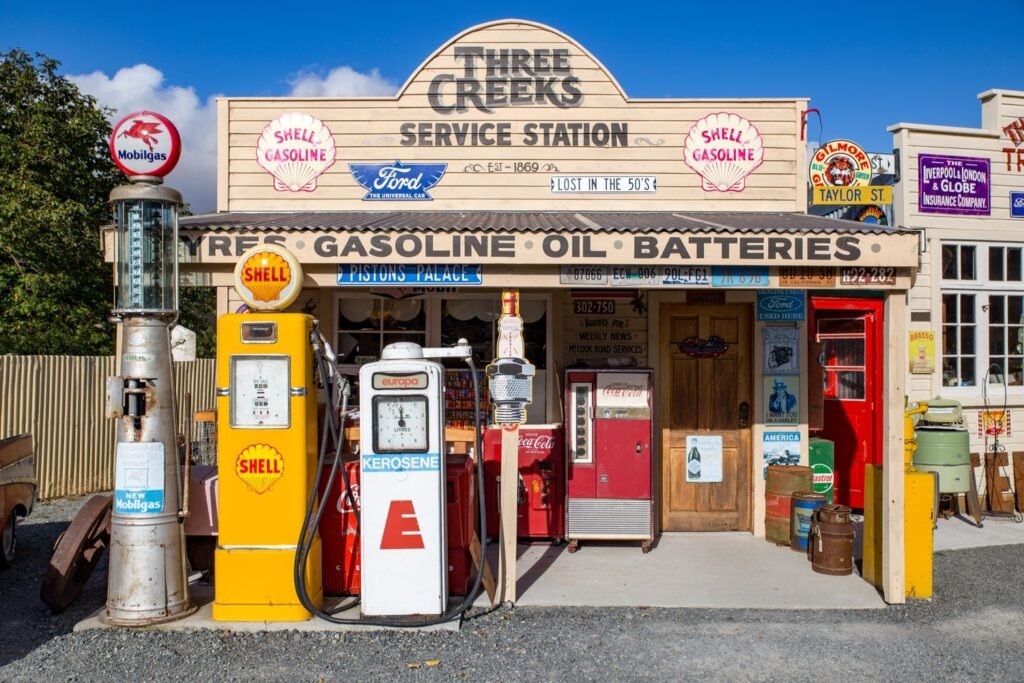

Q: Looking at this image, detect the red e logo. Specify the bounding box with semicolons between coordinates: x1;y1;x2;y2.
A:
380;499;424;550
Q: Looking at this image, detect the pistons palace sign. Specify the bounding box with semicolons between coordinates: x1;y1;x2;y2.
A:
109;111;181;177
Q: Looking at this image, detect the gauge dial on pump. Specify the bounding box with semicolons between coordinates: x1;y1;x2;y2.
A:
373;395;429;453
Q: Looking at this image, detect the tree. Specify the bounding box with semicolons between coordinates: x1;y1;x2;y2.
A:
0;49;121;354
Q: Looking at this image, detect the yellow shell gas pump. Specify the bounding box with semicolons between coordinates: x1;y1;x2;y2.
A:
213;246;323;621
863;401;936;598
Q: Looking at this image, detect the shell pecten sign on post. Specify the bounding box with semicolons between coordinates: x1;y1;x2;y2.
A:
233;244;304;311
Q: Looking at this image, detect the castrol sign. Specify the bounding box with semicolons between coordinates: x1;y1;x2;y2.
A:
233;244;303;311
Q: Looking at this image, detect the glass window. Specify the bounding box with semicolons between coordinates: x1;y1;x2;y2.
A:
440;297;547;369
987;294;1024;386
941;293;976;387
942;244;976;281
818;317;866;401
336;297;426;366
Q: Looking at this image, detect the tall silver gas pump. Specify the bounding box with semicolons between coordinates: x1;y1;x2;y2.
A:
102;111;195;625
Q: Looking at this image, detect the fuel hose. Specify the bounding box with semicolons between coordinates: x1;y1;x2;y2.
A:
294;336;488;627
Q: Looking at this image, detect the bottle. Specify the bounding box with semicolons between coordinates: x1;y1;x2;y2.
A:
687;445;701;480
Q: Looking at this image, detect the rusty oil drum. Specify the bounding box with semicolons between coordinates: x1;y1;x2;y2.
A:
809;504;855;575
789;491;827;552
765;465;813;545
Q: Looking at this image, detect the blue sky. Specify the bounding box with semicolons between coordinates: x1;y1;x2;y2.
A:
3;1;1021;211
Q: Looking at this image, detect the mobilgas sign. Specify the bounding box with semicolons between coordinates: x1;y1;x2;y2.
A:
349;161;447;200
109;111;180;178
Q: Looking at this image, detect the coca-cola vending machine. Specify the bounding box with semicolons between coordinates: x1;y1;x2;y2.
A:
482;425;565;542
565;369;654;553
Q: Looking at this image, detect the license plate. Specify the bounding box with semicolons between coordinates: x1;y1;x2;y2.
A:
839;267;897;286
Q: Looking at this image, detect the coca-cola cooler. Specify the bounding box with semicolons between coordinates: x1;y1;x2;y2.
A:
564;369;654;553
482;425;565;542
318;455;476;596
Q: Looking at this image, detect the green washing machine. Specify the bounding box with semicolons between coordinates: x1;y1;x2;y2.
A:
912;399;971;494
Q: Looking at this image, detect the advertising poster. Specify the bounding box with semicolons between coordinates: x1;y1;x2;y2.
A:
764;376;799;425
763;327;800;375
908;330;936;374
979;410;1012;438
918;154;991;216
114;442;165;514
685;435;723;483
763;432;801;479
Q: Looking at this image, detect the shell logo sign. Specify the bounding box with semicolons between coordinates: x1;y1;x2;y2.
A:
235;443;285;494
256;112;337;192
683;112;765;192
233;244;303;311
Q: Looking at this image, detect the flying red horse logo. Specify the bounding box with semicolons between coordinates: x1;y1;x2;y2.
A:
119;119;163;152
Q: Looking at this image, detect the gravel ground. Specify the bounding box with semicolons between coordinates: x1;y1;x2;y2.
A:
2;499;1024;681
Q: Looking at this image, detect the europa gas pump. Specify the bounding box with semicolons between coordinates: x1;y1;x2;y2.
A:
294;337;488;625
213;245;323;621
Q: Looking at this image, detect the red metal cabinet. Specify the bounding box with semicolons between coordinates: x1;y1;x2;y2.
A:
565;369;655;552
482;426;565;541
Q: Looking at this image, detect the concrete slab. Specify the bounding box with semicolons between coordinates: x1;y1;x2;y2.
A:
934;514;1024;552
480;532;886;610
75;585;460;633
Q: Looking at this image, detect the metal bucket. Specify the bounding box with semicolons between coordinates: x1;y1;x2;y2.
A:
765;465;813;545
815;503;851;525
790;491;827;552
810;508;855;576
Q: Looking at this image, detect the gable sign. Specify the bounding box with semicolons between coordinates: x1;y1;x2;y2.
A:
230;20;803;212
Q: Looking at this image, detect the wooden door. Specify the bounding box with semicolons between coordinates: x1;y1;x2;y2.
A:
660;304;752;531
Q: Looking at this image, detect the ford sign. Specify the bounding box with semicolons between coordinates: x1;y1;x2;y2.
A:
1012;191;1024;218
349;160;447;200
757;290;805;321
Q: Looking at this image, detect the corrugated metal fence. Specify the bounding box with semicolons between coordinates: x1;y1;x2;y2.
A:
0;356;216;500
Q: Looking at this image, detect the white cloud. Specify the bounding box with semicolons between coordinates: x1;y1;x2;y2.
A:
71;64;219;213
288;66;397;97
71;63;398;213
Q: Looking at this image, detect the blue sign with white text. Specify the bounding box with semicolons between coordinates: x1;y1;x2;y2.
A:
711;266;769;288
1011;191;1024;218
337;264;482;286
349;160;447;200
757;290;805;321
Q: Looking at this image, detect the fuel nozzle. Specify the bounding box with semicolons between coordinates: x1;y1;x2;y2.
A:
486;292;535;425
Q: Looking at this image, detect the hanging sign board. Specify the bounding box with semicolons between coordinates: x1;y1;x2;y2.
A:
685;435;723;483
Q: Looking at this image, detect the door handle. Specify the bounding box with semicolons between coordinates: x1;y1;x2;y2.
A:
739;401;750;428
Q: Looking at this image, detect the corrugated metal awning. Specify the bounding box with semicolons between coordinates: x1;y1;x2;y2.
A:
180;211;915;236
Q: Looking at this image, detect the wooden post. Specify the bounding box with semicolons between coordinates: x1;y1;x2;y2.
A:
497;425;518;604
882;291;907;604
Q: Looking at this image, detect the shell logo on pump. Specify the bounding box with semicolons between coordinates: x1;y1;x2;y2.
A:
233;244;303;311
235;443;285;494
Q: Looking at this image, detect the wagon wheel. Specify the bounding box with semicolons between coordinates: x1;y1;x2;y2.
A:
40;494;112;613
